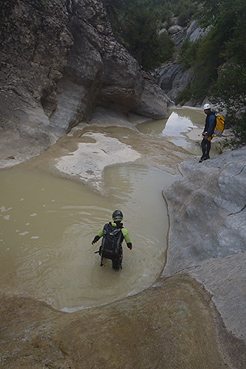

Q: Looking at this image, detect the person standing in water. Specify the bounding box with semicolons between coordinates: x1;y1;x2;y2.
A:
199;103;216;162
92;210;132;270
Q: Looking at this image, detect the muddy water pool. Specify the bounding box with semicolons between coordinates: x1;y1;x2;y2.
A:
137;107;219;157
0;164;176;311
0;107;210;312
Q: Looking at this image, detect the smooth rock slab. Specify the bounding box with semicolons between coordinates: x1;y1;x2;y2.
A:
0;276;229;369
163;146;246;344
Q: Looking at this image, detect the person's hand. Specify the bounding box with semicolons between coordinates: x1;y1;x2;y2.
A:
92;241;95;245
204;134;208;140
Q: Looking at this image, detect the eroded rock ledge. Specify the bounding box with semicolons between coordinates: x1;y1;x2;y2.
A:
0;0;170;164
163;146;246;356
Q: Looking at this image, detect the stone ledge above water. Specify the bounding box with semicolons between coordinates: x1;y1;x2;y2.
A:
163;146;246;344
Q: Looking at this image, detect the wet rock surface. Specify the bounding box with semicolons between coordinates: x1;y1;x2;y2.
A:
0;0;169;164
163;147;246;366
1;5;245;359
0;276;230;369
1;118;246;367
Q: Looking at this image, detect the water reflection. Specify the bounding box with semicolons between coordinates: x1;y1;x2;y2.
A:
137;107;205;154
161;111;197;136
0;164;177;311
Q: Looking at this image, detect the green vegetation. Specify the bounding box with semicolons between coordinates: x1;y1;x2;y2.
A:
105;0;196;70
214;64;246;148
178;0;246;146
106;0;246;146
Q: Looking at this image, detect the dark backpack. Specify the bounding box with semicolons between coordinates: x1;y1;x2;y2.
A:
101;223;123;259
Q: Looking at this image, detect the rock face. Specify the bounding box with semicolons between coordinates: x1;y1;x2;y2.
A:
157;63;192;103
156;20;208;104
163;147;246;345
0;0;169;162
0;275;230;369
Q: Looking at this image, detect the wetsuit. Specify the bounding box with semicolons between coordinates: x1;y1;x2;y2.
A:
201;111;216;159
92;221;132;269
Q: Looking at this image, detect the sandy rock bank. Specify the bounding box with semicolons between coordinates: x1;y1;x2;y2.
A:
0;276;233;369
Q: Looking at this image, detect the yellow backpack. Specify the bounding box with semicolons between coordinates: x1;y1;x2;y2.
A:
214;114;225;136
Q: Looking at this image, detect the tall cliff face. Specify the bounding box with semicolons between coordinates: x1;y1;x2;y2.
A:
156;20;207;105
0;0;169;161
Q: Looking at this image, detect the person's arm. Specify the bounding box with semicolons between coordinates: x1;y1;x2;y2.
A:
206;115;216;137
91;228;104;245
121;228;132;250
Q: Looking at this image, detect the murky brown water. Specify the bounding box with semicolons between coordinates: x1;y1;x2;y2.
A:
137;107;219;156
0;107;212;312
0;108;234;369
0;164;176;311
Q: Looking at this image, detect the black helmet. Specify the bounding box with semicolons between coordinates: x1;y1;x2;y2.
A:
112;210;123;222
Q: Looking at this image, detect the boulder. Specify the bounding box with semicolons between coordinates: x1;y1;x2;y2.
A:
168;25;183;35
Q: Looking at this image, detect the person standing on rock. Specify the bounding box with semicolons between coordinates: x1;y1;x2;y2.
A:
199;103;216;162
91;210;132;271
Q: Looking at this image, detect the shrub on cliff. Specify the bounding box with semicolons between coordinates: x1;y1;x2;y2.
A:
177;0;246;146
199;0;246;147
105;0;175;70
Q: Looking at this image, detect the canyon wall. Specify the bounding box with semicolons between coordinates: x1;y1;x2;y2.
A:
0;0;170;163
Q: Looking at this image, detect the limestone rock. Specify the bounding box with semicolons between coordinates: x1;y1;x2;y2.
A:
168;25;183;35
188;254;246;341
156;20;208;104
157;64;192;103
0;0;169;162
0;0;73;160
163;146;246;342
187;20;209;42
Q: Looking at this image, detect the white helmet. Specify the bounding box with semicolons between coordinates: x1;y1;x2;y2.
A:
203;103;211;110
